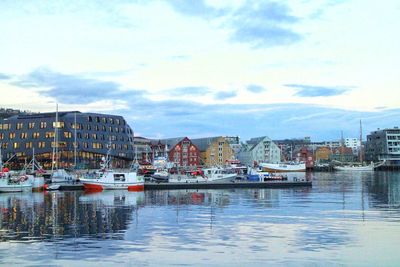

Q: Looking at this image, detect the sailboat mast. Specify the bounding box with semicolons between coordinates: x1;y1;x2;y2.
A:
51;104;59;172
359;119;363;163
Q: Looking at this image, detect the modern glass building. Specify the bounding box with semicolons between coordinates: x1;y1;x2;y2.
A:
366;127;400;168
0;111;135;169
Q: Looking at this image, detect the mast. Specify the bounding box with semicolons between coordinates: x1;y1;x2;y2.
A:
359;119;363;163
74;112;77;168
51;104;59;172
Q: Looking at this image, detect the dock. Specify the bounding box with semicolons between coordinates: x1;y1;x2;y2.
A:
144;180;312;190
48;180;311;191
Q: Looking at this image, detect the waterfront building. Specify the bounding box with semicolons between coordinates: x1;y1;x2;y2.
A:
133;136;152;163
315;147;332;163
155;137;200;167
191;136;235;166
238;136;281;166
0;111;135;169
365;127;400;167
329;147;356;162
345;137;360;154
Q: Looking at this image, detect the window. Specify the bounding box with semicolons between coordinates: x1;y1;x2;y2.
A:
38;142;46;148
9;132;16;139
25;142;32;149
45;132;55;138
32;132;40;139
109;118;114;124
28;122;35;129
13;142;20;149
16;123;23;130
114;174;125;181
116;119;120;125
40;122;47;129
20;132;28;139
64;132;72;138
83;142;89;149
92;133;97;140
88;116;92;122
0;133;3;140
96;116;100;122
87;124;91;130
2;124;10;130
2;143;8;149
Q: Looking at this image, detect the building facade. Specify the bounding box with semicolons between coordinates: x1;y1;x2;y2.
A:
191;136;235;166
365;127;400;167
155;137;201;167
0;111;135;169
238;136;281;166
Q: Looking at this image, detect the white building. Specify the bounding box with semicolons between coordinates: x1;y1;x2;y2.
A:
237;136;281;166
345;137;360;154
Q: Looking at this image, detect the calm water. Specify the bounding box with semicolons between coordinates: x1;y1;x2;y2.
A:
0;172;400;266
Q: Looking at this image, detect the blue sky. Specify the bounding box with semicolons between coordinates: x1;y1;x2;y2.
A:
0;0;399;141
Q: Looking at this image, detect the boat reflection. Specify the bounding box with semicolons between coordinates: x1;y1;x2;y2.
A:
79;190;145;207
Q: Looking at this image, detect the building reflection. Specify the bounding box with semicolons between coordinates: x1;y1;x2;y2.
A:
0;191;143;242
365;171;400;207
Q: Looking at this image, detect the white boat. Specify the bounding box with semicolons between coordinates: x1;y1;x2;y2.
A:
259;162;306;172
51;169;77;183
79;154;144;191
246;167;287;181
0;173;32;193
334;164;374;171
168;166;236;183
151;169;169;182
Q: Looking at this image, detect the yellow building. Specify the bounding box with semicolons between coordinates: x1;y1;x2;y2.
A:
315;146;332;162
192;136;235;166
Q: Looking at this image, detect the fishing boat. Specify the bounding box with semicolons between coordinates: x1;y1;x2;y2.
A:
246;167;287;181
0;173;32;193
168;166;236;183
80;151;144;191
259;162;306;172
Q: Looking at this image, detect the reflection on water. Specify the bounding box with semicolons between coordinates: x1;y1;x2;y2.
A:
0;172;399;266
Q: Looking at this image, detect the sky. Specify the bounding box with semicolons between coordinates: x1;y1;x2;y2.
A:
0;0;399;141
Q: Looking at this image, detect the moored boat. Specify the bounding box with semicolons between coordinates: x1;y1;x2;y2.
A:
259;162;306;172
80;153;144;191
333;164;374;171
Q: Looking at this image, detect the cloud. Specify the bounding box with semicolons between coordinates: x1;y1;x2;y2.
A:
167;86;211;96
11;68;400;141
229;1;302;47
166;0;222;18
13;68;144;104
246;84;266;93
0;73;10;80
165;1;302;48
214;91;237;100
285;84;350;97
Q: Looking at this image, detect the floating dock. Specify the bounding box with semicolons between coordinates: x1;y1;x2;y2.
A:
144;180;312;190
48;180;312;191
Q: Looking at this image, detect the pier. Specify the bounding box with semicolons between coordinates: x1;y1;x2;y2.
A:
144;180;312;190
47;180;312;191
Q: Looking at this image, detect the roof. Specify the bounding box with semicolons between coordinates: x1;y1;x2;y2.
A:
191;136;222;151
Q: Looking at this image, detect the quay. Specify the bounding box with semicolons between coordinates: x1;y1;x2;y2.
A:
144;180;312;191
48;180;312;191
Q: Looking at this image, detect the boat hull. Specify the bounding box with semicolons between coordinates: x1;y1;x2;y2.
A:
260;163;306;172
82;181;144;191
334;166;374;171
0;184;32;193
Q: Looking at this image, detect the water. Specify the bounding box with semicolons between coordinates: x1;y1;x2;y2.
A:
0;172;400;266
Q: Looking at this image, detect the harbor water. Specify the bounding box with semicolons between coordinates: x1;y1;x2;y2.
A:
0;171;400;266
